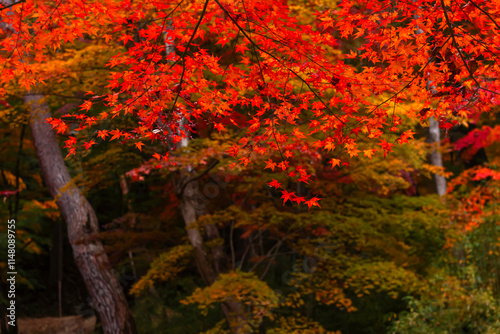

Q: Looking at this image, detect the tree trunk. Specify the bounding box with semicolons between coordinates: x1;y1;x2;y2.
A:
414;2;447;198
118;174;137;279
165;22;248;330
25;94;137;334
179;178;216;285
429;117;447;196
178;175;250;333
221;299;251;334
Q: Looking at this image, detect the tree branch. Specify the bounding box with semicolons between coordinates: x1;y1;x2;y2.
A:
213;0;348;128
176;158;219;196
468;0;500;31
441;0;500;96
0;0;24;12
169;0;209;114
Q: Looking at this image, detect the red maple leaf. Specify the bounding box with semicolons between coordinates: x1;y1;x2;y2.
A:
281;190;295;205
268;179;281;189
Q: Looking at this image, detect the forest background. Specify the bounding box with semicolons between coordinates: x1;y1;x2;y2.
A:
1;0;500;333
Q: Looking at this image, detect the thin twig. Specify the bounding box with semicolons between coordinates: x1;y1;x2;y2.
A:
213;0;348;127
468;0;500;31
229;220;235;270
0;0;24;11
14;124;25;220
168;0;209;114
441;0;500;96
177;158;219;196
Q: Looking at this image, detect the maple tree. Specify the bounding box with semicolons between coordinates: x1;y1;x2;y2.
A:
0;0;498;203
2;0;500;332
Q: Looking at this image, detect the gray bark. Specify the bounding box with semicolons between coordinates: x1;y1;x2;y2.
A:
178;176;250;333
25;94;137;334
118;175;137;279
179;178;216;285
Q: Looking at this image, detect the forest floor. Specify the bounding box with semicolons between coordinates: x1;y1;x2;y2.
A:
18;315;96;334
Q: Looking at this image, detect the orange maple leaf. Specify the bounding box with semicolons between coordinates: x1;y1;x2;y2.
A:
329;158;341;168
264;159;277;171
135;142;145;151
304;197;321;210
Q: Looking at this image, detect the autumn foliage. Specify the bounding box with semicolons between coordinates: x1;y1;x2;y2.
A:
2;0;500;332
0;0;498;205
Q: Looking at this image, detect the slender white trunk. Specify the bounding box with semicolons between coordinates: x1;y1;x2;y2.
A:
429;117;447;196
414;3;447;196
